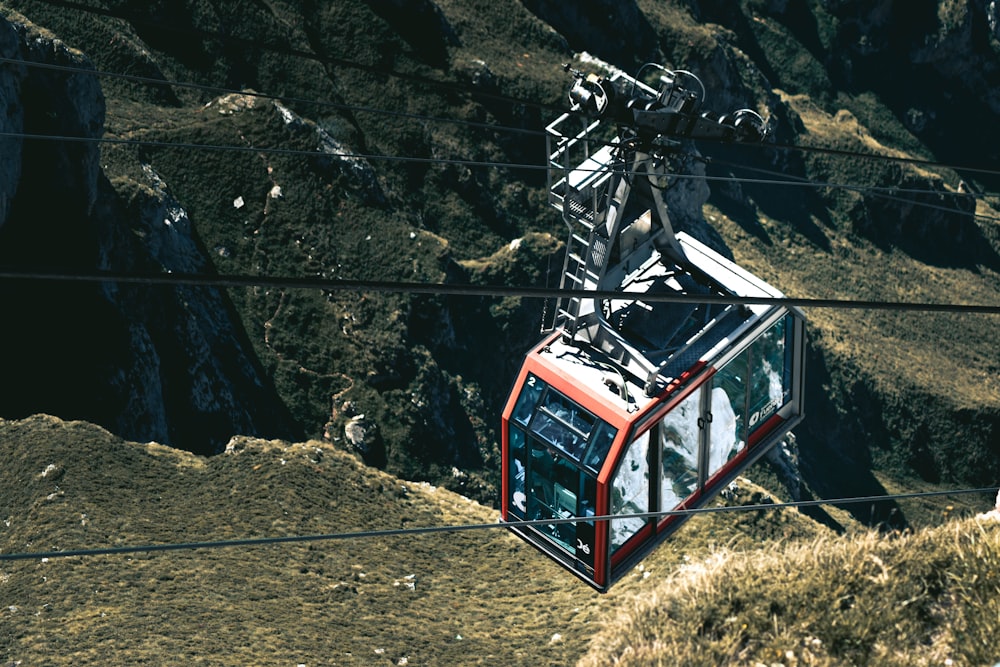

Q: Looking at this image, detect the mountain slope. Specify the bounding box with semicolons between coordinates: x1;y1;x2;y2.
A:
579;508;1000;667
0;1;997;519
2;415;995;665
0;414;833;665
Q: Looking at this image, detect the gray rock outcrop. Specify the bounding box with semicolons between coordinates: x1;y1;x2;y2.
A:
0;11;299;454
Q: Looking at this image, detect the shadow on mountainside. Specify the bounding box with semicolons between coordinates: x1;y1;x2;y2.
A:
796;342;907;531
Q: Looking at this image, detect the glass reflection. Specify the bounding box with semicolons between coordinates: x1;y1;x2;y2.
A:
611;431;649;550
659;390;701;510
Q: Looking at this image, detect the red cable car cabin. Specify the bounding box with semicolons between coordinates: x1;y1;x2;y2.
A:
500;64;806;591
501;234;806;591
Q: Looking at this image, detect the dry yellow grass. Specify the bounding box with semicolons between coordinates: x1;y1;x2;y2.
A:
0;415;834;665
579;515;1000;667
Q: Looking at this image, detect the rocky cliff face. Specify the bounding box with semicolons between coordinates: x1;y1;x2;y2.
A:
0;0;996;514
520;0;660;69
824;0;1000;110
0;13;101;234
0;10;299;454
0;19;23;231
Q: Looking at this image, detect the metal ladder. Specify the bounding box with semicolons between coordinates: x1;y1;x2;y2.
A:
556;193;605;341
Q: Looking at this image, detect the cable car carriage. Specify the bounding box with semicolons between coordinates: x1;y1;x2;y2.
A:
501;65;806;591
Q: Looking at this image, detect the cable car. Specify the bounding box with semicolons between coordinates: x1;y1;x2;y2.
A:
500;64;806;591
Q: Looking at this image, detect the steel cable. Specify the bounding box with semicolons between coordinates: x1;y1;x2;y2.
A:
0;486;994;562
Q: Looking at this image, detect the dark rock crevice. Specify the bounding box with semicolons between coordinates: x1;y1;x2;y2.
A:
0;12;300;455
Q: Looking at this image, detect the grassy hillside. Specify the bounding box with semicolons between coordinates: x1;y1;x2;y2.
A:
579;511;1000;667
1;415;995;665
0;414;833;665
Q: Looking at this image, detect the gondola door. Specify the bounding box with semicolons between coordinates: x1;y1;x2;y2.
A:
505;372;604;577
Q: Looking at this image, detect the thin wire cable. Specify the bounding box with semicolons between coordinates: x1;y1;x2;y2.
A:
5;52;1000;189
0;129;548;172
13;0;1000;197
0;56;548;139
0;486;994;562
6;35;1000;185
7;53;1000;186
15;0;1000;180
701;154;1000;224
1;268;998;315
3;129;997;225
750;139;1000;179
19;0;566;114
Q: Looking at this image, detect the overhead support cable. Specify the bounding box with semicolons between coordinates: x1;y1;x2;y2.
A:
3;55;1000;185
698;154;1000;223
2;130;998;224
748;139;1000;179
0;486;994;562
0;267;998;315
6;1;1000;188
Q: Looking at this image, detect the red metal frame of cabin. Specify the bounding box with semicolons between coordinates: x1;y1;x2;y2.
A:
501;299;806;591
